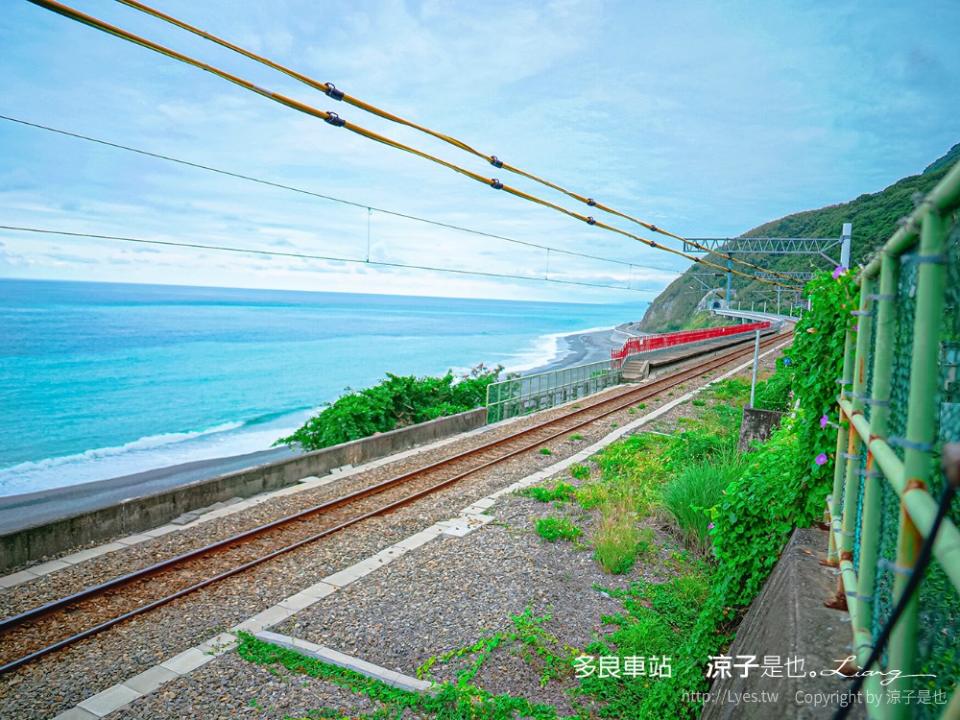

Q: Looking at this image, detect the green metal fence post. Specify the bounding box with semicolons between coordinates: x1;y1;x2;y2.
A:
854;252;899;708
828;321;857;565
888;208;948;717
836;275;875;617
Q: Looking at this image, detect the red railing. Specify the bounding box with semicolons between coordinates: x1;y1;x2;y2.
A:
611;321;772;367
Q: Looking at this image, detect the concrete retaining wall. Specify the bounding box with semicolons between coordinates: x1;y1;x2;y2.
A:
0;407;487;572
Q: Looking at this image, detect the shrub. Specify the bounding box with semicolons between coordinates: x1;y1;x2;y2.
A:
535;516;581;542
277;364;501;450
753;356;794;411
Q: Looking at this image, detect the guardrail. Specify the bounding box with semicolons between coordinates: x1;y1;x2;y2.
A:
485;360;620;423
610;321;772;368
826;157;960;718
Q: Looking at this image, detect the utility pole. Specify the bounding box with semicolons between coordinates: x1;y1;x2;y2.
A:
749;330;761;408
840;222;852;268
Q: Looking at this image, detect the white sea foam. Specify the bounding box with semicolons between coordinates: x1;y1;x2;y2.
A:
0;413;313;497
502;325;615;373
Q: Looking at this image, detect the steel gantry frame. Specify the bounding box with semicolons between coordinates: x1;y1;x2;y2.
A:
683;223;853;303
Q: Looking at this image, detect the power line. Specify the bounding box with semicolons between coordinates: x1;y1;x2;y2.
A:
0;114;679;276
0;225;660;294
117;0;803;287
25;0;803;292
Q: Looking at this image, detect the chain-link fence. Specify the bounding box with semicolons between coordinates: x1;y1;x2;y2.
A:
827;160;960;719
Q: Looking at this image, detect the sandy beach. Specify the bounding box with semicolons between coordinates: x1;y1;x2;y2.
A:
524;322;643;374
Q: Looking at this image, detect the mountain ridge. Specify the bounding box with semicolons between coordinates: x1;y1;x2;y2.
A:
638;143;960;332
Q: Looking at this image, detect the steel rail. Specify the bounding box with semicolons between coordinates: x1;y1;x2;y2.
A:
0;331;789;673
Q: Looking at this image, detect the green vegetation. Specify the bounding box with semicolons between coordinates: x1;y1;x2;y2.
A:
534;516;582;542
522;482;575;503
418;607;580;695
662;454;743;554
277;364;501;450
539;447;553;456
592;505;653;574
568;463;590;481
237;630;565;720
639;142;958;331
577;563;710;715
568;433;584;441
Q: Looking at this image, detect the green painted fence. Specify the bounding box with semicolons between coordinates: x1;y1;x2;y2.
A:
826;158;960;719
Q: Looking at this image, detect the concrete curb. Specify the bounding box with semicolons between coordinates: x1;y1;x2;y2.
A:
254;630;434;693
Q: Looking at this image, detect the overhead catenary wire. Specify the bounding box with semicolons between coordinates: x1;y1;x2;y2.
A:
25;0;803;292
115;0;802;287
0;225;659;294
0;114;680;276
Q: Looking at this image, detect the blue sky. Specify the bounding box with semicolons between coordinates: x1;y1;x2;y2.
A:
1;0;958;302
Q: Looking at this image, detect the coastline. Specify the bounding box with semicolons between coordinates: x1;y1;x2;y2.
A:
0;321;642;525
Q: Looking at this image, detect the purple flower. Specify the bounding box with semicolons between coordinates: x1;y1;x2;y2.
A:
707;522;715;530
815;453;829;466
820;415;829;429
832;265;846;280
853;324;859;332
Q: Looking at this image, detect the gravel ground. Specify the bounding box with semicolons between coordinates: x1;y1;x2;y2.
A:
110;651;403;720
0;341;788;718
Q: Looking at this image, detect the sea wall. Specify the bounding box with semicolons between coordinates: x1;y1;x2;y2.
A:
0;407;487;572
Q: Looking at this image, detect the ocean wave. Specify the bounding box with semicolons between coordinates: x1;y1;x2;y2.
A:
504;325;615;373
0;421;247;475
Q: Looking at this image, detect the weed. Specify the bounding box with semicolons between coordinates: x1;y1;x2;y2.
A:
691;398;706;407
636;402;647;409
569;463;590;481
569;432;584;441
237;632;563;720
592;502;652;574
539;447;553;456
661;453;743;553
522;482;575;503
535;516;582;542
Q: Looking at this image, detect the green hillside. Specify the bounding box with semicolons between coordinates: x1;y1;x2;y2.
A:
638;143;960;332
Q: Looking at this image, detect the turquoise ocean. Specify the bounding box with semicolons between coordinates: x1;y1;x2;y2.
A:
0;279;645;496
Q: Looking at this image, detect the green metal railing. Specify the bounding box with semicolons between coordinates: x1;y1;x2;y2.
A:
485;359;620;423
826;159;960;719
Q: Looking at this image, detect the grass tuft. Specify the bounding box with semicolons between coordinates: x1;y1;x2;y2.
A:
522;482;575;503
661;452;743;553
535;516;582;542
592;502;654;574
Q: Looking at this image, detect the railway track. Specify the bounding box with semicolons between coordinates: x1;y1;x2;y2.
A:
0;330;790;674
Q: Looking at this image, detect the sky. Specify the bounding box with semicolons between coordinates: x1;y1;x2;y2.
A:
0;0;958;303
